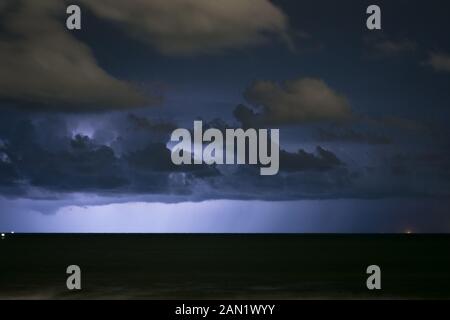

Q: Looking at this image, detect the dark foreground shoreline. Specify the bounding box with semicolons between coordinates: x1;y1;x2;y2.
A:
1;234;450;299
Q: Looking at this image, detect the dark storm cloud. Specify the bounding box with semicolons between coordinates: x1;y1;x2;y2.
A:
167;116;351;199
1;109;450;201
0;0;156;111
122;142;220;196
317;128;392;145
187;117;345;173
11;134;128;192
115;114;179;152
0;112;221;196
0;108;354;200
237;78;353;127
126;142;220;176
371;116;427;132
389;151;450;182
0;153;19;187
233;104;260;129
127;114;177;135
0;138;23;188
279;146;343;172
0;114;124;192
208;163;354;201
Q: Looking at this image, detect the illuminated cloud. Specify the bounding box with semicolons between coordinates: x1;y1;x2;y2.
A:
0;0;155;111
237;78;352;126
427;52;450;73
81;0;290;55
0;0;290;110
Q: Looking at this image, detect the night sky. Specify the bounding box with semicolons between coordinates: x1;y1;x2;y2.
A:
1;0;450;232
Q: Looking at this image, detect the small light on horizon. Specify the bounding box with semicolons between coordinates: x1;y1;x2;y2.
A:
1;233;4;238
405;230;413;234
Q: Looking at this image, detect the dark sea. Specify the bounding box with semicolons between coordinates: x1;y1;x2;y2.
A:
1;234;450;299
